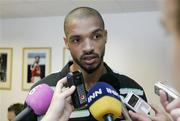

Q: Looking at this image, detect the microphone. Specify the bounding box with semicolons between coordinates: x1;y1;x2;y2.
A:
87;82;122;121
13;84;53;121
98;73;133;121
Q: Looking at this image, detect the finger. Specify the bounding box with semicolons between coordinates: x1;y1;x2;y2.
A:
159;90;169;109
59;103;74;121
170;108;180;121
129;111;150;121
149;115;157;121
129;111;138;119
150;103;164;114
64;102;74;113
58;77;68;87
66;96;72;103
66;96;74;106
167;98;180;111
61;86;76;98
55;77;67;93
149;112;171;121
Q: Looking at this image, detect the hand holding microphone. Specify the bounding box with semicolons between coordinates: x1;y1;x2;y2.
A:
87;82;122;121
13;77;76;121
42;77;76;121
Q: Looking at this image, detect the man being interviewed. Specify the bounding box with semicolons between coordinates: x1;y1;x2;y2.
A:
24;7;147;121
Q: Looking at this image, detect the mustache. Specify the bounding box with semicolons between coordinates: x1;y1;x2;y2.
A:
80;52;100;60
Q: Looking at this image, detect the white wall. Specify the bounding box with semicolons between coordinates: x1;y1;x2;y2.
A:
0;19;2;40
0;11;171;121
104;12;171;104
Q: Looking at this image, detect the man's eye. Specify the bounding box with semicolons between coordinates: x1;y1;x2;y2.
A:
70;38;80;43
93;34;102;40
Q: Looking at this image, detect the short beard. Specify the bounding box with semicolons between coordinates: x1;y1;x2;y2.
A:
72;50;105;74
79;58;102;74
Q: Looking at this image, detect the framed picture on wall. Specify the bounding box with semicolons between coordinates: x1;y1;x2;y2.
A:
22;47;51;90
0;48;13;90
63;47;72;66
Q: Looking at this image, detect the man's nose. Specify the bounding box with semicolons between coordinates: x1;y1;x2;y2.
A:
82;39;94;53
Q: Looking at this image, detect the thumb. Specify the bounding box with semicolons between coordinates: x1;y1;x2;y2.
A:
61;86;76;98
159;90;169;110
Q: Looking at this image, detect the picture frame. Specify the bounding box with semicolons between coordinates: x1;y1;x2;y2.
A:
63;47;72;66
0;48;13;90
22;47;51;90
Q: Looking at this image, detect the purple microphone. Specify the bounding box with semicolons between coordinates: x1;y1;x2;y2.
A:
13;84;53;121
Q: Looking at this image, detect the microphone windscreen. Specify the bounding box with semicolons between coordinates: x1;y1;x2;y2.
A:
87;82;122;121
26;84;53;115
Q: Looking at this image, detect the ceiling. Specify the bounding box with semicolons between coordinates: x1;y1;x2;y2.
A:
0;0;159;19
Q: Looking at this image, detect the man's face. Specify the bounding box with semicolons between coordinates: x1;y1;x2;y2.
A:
64;17;107;73
7;111;16;121
35;57;40;63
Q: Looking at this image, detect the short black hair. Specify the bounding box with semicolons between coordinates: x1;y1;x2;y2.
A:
8;103;24;116
64;7;105;36
35;56;40;59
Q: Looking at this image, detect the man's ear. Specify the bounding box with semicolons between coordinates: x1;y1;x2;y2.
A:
63;37;69;49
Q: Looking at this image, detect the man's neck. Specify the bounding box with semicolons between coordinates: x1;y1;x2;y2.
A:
82;63;107;91
70;63;79;72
